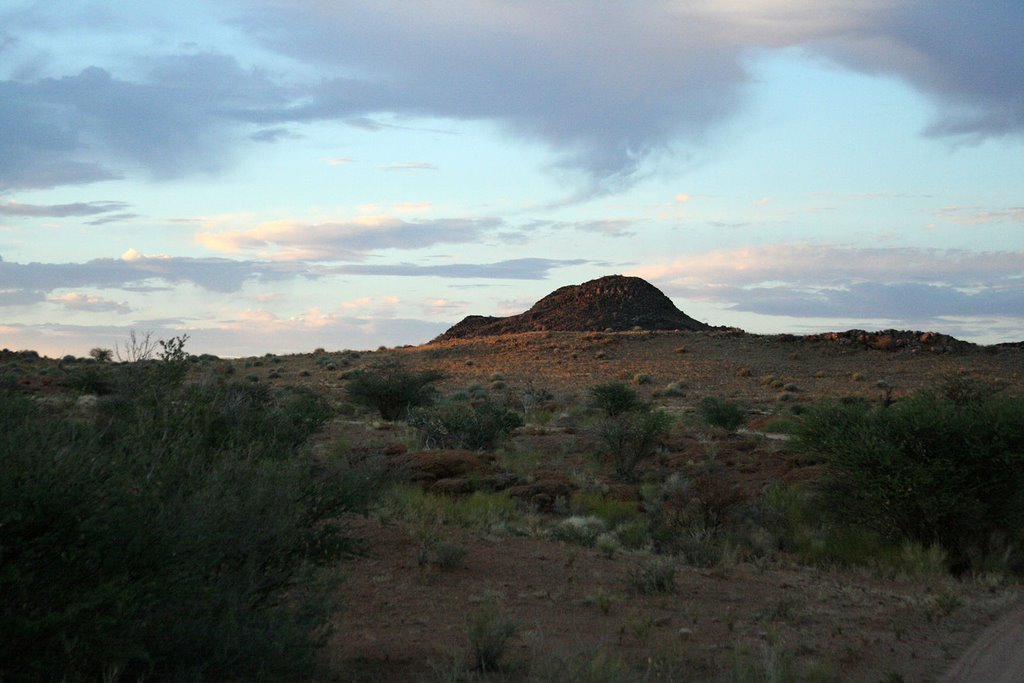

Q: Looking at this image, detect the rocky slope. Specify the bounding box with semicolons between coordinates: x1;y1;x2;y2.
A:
433;275;711;341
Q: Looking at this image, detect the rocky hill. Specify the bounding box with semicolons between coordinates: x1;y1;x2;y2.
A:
433;275;711;342
781;329;975;353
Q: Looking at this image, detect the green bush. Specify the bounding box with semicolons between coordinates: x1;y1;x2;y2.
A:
698;396;745;432
345;359;445;420
571;491;642;527
467;600;517;671
627;556;676;594
407;398;523;450
797;384;1024;573
588;381;643;417
62;364;116;395
596;408;672;479
0;362;378;681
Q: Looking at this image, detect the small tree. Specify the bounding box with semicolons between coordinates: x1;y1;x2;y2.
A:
115;330;157;362
158;334;190;363
589;381;643;417
597;407;673;479
345;359;445;420
88;347;113;363
408;398;523;450
698;396;745;432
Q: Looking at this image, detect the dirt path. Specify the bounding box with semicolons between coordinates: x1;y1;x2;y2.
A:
942;596;1024;682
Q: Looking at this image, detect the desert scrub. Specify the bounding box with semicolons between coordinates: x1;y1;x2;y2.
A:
344;358;445;420
571;490;642;527
796;382;1024;573
595;407;673;479
388;486;521;533
432;541;469;570
407;397;523;450
698;396;745;432
551;515;607;547
0;361;379;681
662;380;687;397
628;556;677;594
467;599;517;671
588;381;643;417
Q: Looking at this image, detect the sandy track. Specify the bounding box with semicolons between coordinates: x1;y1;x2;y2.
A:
942;597;1024;682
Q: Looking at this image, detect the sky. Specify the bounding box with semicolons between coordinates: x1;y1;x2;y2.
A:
1;0;1022;358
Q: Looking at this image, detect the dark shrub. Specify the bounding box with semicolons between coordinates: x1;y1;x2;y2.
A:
408;398;523;450
62;364;116;395
595;407;672;479
588;381;643;417
345;359;445;420
797;385;1024;573
0;358;379;681
698;396;745;432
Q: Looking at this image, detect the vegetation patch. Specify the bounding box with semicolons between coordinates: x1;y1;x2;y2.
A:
0;349;379;682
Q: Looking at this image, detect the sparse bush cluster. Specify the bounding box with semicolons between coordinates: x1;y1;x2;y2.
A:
797;379;1024;573
1;340;380;682
408;397;523;450
589;382;672;479
344;358;445;420
698;396;745;432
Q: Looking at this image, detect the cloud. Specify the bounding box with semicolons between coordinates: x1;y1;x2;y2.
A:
0;251;312;294
195;312;448;355
635;243;1024;287
423;298;468;316
49;291;132;314
378;162;438;172
0;53;286;189
393;201;432;213
249;127;300;142
239;0;1023;186
0;200;129;217
3;2;1020;193
338;295;401;316
524;222;634;240
0;252;584;320
328;257;588;280
194;215;503;260
572;220;636;237
935;206;1024;224
815;0;1024;140
0;288;46;307
634;243;1024;322
239;2;748;187
85;212;140;225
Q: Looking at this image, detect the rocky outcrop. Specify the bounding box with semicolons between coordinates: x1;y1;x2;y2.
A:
782;329;975;353
434;275;710;341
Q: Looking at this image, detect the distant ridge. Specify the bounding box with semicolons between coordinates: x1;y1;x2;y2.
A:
784;329;976;353
433;275;711;342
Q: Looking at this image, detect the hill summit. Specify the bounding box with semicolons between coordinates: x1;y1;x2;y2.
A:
433;275;711;342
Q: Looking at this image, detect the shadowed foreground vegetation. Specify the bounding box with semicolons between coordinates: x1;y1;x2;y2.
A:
797;378;1024;574
1;349;381;682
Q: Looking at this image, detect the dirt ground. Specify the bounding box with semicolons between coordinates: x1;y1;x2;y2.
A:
328;518;1019;682
309;331;1023;681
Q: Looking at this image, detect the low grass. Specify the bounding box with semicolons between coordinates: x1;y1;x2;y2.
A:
386;486;523;533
